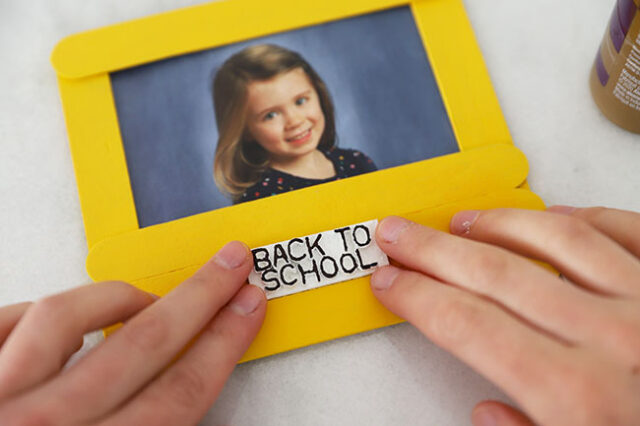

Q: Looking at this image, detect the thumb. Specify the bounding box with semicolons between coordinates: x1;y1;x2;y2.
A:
472;400;535;426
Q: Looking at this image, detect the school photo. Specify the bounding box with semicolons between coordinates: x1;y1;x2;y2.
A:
110;6;459;228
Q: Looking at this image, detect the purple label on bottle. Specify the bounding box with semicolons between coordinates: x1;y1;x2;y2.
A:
617;0;637;34
609;8;626;52
595;52;609;86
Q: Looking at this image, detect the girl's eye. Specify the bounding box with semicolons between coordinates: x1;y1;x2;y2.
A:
263;111;277;121
295;96;308;106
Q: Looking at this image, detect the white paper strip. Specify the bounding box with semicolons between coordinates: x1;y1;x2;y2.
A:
249;220;389;299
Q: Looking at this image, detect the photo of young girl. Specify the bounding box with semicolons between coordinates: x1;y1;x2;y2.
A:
212;44;377;204
111;7;458;227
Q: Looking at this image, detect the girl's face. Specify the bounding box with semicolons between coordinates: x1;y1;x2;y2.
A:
245;67;326;162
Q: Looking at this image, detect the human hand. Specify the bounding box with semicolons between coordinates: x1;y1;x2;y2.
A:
371;207;640;426
0;241;266;425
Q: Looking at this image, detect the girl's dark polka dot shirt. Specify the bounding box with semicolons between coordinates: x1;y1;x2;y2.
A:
237;147;377;204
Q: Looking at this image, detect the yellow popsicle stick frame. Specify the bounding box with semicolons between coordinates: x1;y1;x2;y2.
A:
52;0;543;362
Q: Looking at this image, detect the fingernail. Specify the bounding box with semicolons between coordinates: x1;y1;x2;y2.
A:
371;266;401;291
473;407;498;426
214;241;248;269
230;285;263;316
378;216;411;243
547;205;577;215
450;210;480;235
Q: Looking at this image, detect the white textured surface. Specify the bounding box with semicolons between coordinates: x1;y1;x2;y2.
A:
1;1;639;425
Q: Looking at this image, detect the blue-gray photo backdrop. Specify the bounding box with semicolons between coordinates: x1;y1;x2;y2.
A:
111;6;458;228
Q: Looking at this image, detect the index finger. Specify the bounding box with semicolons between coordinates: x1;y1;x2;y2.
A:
20;241;254;424
370;264;574;423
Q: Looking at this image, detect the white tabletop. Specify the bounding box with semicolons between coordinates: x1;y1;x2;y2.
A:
1;0;639;425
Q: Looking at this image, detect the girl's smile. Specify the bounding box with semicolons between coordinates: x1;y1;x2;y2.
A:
286;128;312;144
246;67;326;162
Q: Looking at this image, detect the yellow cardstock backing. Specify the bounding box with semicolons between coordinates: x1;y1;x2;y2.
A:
52;0;544;362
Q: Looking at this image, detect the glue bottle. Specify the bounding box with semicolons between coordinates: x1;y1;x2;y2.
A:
590;0;640;133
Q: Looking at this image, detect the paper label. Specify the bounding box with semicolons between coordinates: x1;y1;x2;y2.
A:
249;220;389;299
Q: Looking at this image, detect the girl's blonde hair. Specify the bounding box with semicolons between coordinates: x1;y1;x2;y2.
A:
212;44;336;202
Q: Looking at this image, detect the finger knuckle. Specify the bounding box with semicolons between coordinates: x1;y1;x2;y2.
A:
205;315;237;343
30;296;68;325
413;228;447;259
186;274;209;292
559;218;595;246
204;318;246;365
122;314;169;352
467;250;512;293
184;273;220;304
577;206;608;222
430;297;481;348
162;365;207;410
